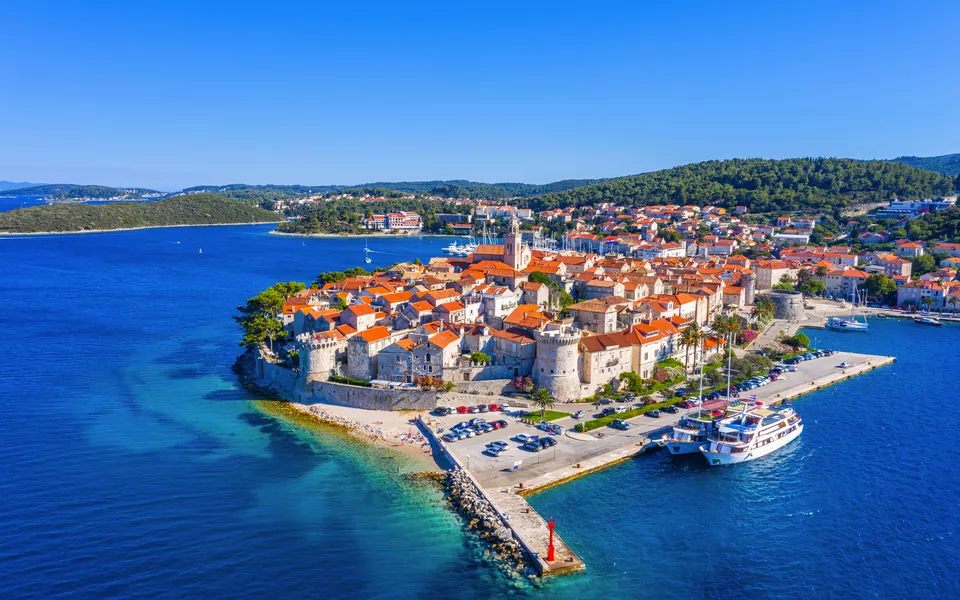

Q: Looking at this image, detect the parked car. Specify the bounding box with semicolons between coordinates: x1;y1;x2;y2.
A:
495;420;507;429
646;409;662;418
456;406;469;414
515;433;532;443
539;437;557;448
468;418;486;426
601;407;617;417
573;410;585;419
435;407;451;416
486;440;509;450
598;398;613;405
611;419;630;430
442;433;458;442
477;404;489;413
499;403;511;412
522;441;542;452
613;406;627;414
662;405;679;414
487;403;500;412
490;421;504;430
469;406;481;413
484;447;503;457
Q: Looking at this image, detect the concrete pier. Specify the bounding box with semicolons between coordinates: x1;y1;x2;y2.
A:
422;349;894;576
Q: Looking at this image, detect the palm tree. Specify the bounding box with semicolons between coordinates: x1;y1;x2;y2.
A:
531;387;556;421
920;296;935;314
679;323;701;372
815;265;829;278
949;296;959;314
751;296;775;324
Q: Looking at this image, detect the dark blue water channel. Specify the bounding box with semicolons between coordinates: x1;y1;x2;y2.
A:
0;225;957;599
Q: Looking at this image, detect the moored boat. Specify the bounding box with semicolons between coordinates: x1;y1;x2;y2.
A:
699;405;803;466
914;316;942;326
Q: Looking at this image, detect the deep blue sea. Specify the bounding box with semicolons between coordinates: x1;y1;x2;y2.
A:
1;224;958;599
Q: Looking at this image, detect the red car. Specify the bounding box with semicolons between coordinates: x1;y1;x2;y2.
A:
490;421;503;430
488;403;500;412
456;406;469;414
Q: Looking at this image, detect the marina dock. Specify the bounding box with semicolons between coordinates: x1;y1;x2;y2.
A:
421;349;894;576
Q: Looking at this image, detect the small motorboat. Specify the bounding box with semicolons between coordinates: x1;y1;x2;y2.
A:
914;316;942;326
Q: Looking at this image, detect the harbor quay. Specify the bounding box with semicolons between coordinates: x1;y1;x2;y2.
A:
424;349;894;576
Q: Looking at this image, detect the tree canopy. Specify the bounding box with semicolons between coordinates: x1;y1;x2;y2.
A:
234;282;306;348
520;158;953;214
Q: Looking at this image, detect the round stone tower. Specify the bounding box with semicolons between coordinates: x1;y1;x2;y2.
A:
534;326;583;401
743;271;756;306
296;333;340;387
766;290;805;321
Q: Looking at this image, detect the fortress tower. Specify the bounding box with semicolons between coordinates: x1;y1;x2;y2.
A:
533;325;583;401
296;333;342;390
743;271;756;306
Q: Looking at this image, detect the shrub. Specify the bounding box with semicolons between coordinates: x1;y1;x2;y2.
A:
739;329;758;344
329;375;372;387
511;376;534;392
415;375;448;391
652;367;670;383
783;333;810;350
470;351;491;365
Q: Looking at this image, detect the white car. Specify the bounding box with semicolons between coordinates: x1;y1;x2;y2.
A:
499;403;511;412
515;433;532;443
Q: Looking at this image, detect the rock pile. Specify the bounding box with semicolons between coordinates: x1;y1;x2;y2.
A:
445;468;528;573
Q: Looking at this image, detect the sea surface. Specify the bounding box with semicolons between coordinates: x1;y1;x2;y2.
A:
1;225;958;599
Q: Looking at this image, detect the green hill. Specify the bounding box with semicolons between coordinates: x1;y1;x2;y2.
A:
183;179;604;203
521;158;954;214
1;184;161;200
0;193;282;234
889;153;960;176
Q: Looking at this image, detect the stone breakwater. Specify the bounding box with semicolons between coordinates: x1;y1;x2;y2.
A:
445;468;530;574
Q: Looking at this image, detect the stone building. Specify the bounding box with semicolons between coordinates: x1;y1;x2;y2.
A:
533;325;583;401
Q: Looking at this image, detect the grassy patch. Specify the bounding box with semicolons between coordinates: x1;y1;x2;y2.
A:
575;397;683;432
656;358;684;369
520;410;569;422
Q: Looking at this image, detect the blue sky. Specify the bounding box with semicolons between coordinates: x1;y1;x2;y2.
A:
1;1;958;190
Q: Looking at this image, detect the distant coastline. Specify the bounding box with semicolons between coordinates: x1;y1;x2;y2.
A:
0;221;281;236
269;230;463;239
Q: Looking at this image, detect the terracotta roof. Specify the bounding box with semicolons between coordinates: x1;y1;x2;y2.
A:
580;332;633;352
428;329;460;349
358;326;391;343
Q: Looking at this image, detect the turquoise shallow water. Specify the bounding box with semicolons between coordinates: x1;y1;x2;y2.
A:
1;225;958;599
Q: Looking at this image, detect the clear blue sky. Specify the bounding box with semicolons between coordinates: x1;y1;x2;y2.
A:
1;1;958;190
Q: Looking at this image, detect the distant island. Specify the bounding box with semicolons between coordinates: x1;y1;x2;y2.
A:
0;193;283;234
0;183;162;201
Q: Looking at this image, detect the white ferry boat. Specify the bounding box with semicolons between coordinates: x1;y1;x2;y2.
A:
699;406;803;466
661;401;748;455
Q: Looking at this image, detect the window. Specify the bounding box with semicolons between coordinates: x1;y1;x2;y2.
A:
428;365;433;373
426;353;432;362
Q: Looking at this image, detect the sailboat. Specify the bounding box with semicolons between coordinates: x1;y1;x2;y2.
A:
364;239;372;264
827;289;868;332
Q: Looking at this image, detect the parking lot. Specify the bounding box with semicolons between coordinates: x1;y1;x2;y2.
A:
433;350;884;488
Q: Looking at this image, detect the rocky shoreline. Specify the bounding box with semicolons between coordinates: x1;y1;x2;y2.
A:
445;468;533;577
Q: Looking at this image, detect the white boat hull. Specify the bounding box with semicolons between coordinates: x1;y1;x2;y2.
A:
700;422;804;466
665;439;705;455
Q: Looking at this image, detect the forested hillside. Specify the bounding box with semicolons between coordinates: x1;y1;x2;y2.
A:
2;184;160;200
890;153;960;176
0;193;281;233
521;158;953;213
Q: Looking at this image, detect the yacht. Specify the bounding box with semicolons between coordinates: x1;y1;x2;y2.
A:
699;405;803;466
364;240;372;264
442;241;461;254
827;290;868;332
661;402;753;455
914;315;942;326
